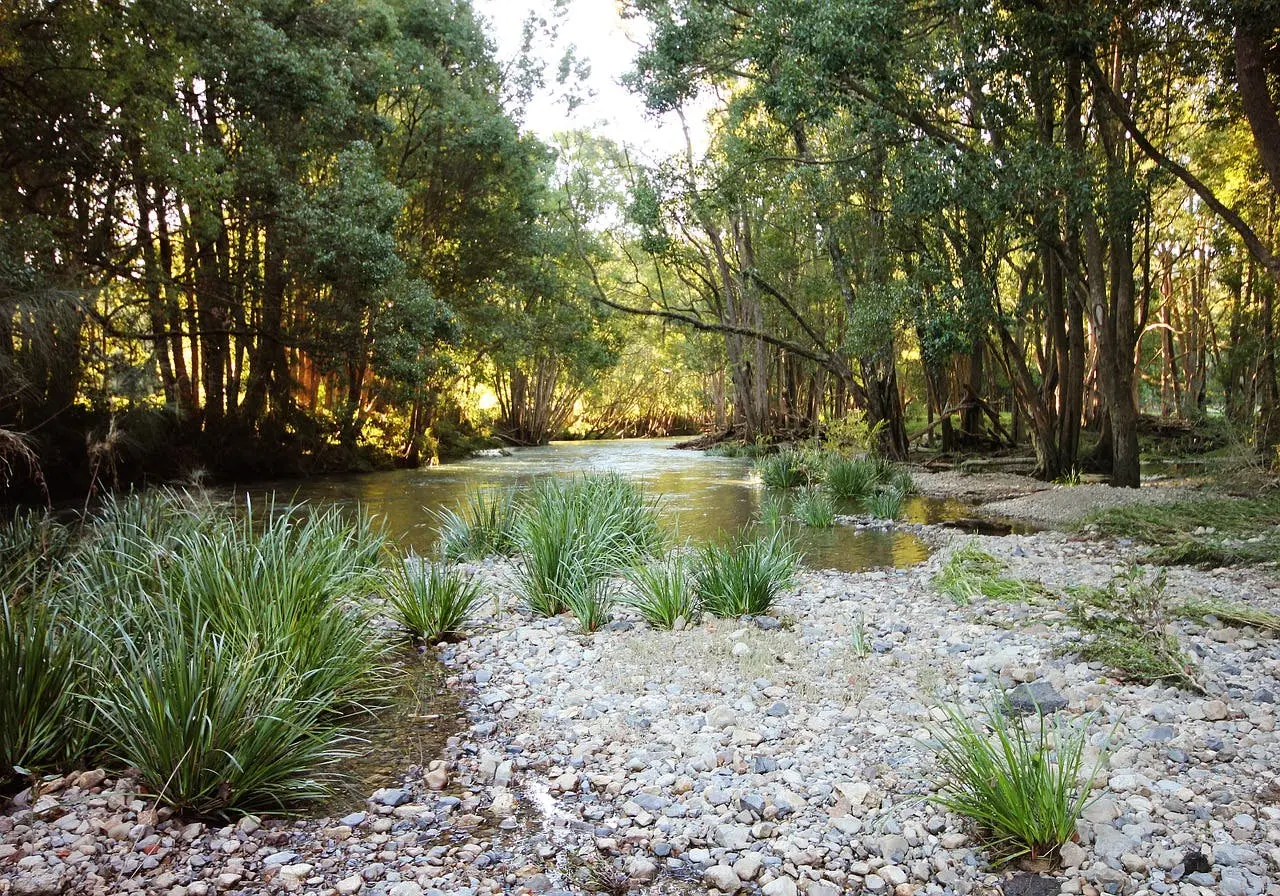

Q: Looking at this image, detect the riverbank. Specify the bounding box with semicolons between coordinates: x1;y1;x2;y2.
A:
5;523;1277;896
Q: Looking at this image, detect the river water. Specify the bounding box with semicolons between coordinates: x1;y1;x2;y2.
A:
243;438;959;573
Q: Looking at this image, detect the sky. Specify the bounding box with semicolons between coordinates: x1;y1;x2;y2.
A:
473;0;710;161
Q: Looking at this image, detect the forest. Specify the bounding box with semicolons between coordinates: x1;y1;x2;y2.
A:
3;0;1280;499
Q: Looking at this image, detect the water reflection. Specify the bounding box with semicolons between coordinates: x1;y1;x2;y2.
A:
236;439;936;573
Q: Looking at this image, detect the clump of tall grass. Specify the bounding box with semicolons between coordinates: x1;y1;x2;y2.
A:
793;486;836;528
93;623;352;818
0;510;70;598
705;439;771;459
55;492;394;815
822;456;880;501
695;530;799;617
1178;597;1280;632
756;448;809;489
933;543;1046;605
865;487;905;520
564;579;616;633
386;560;484;642
1;601;90;779
757;494;789;529
434;487;520;561
1070;568;1202;692
515;474;663;618
626;555;698;629
928;701;1108;865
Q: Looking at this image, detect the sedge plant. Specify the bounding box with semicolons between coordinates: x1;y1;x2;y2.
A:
386;560;484;642
626;554;698;629
694;530;799;617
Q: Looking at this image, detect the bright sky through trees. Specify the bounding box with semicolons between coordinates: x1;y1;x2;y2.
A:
475;0;709;159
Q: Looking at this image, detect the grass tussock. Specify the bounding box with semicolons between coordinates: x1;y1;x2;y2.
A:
794;486;836;528
626;555;699;629
434;487;520;561
756;448;811;489
865;487;905;520
386;560;484;642
694;530;799;617
928;701;1108;864
1070;568;1202;692
514;474;663;624
933;543;1047;605
4;490;399;816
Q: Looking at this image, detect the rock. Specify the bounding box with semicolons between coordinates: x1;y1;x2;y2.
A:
1092;825;1136;859
1181;850;1212;874
370;787;411;807
733;852;764;881
1002;874;1060;896
425;768;449;790
339;811;366;826
1060;841;1087;868
878;834;910;864
762;877;798;896
1082;797;1118;824
706;705;737;728
1007;681;1068;715
627;856;658;882
1142;726;1175;743
263;851;301;866
387;884;424;896
1202;700;1229;721
714;824;752;850
703;864;742;892
766;701;790;717
336;876;363;895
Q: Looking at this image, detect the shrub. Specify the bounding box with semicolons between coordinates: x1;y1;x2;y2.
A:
94;622;351;818
865;488;905;520
756;449;809;489
626;556;698;629
386;560;484;642
794;486;836;528
0;601;89;778
434;487;520;561
695;530;799;617
515;474;663;618
928;700;1107;864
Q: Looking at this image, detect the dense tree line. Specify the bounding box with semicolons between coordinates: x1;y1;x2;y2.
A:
580;0;1280;485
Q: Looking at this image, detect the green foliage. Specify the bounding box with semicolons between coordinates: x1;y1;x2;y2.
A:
93;625;350;819
756;448;811;489
933;543;1047;605
626;556;699;629
865;488;905;520
0;510;70;598
0;600;89;778
386;561;484;642
1080;495;1280;567
850;613;871;659
1070;569;1202;692
1177;598;1280;632
564;579;616;634
758;494;789;529
434;487;521;561
822;456;881;501
21;492;397;816
793;486;836;528
514;475;663;618
705;438;772;458
823;411;884;456
694;530;799;617
928;701;1107;864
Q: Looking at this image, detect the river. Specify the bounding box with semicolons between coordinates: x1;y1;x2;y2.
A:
240;438;974;573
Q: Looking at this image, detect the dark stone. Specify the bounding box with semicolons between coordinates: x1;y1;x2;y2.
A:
1253;688;1275;704
1006;681;1068;715
1001;874;1060;896
1182;850;1212;875
753;616;782;631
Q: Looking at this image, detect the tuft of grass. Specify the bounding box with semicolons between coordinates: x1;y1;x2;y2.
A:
694;530;799;617
850;613;871;659
933;543;1047;605
756;448;810;489
865;488;905;520
757;494;788;529
626;556;698;629
386;560;484;642
434;487;520;561
822;456;880;501
515;474;663;618
1081;494;1280;568
564;578;616;634
794;486;836;528
1177;597;1280;632
0;510;70;599
93;623;352;818
928;700;1109;865
1070;568;1202;692
1054;468;1083;486
705;439;771;459
1;600;90;778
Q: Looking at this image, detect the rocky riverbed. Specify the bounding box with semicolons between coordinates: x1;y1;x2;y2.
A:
3;527;1279;896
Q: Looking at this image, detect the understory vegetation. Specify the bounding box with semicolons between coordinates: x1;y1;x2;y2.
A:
933;543;1049;605
1;492;392;816
929;701;1107;864
755;449;915;523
